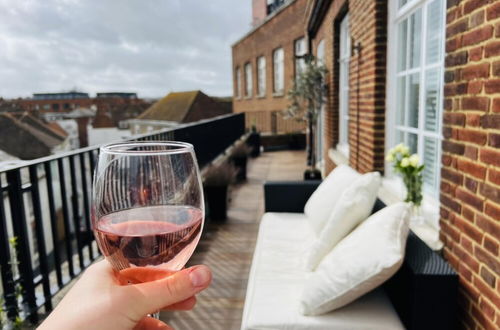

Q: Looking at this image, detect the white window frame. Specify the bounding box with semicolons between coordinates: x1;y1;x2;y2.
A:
273;47;284;95
385;0;446;230
235;67;242;99
244;62;253;97
257;56;266;97
338;14;350;157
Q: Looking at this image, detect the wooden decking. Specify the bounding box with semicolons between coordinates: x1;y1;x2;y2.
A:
162;150;306;330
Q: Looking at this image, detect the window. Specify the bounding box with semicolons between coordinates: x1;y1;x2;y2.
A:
294;37;306;79
273;48;284;94
387;0;445;196
235;67;241;98
317;39;325;65
338;14;350;156
245;62;253;97
257;56;266;97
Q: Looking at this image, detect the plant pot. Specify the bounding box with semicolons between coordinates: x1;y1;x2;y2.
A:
231;156;247;181
205;185;229;222
248;132;261;157
304;168;322;180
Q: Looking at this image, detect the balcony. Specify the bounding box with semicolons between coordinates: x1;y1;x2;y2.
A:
0;113;254;325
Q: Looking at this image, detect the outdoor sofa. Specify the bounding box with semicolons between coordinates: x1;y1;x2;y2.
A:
241;180;458;330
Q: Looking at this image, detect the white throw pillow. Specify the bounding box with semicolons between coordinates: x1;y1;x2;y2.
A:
300;202;411;316
305;171;381;271
304;165;361;235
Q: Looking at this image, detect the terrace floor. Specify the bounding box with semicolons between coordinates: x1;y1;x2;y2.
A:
161;150;306;330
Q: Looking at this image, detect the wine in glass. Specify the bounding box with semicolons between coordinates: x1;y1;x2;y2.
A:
92;141;204;285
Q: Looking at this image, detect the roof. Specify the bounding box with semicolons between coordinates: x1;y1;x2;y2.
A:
137;91;200;122
0;113;67;160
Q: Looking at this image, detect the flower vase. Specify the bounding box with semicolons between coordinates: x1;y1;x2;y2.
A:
410;203;425;226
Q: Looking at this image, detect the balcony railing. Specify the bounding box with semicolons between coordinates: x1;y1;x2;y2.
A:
0;113;245;325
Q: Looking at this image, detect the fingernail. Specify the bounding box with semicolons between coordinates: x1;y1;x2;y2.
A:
189;266;210;287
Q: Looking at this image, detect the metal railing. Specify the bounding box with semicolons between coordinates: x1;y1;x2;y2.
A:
0;113;244;325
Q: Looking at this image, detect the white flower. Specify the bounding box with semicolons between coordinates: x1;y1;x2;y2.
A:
401;145;410;156
409;154;420;167
400;157;410;168
394;143;405;153
386;153;394;162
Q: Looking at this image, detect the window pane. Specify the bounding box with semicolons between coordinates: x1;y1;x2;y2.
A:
396;76;406;125
408;73;420;128
258;57;266;96
426;0;443;64
409;9;422;69
423;136;439;194
317;40;325;64
399;0;408;8
397;19;407;72
406;132;418;154
236;68;241;97
295;38;306;78
245;63;252;97
273;48;284;93
424;68;441;132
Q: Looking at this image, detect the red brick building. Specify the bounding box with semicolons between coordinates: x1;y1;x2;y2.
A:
232;0;308;134
15;91;149;128
232;0;500;328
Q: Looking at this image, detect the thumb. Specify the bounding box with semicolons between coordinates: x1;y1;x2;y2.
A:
124;265;211;318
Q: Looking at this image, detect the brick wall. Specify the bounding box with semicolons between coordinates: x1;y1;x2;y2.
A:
440;0;500;328
232;0;308;116
310;0;387;174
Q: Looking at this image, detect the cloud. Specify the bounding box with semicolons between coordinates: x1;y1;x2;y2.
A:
0;0;251;98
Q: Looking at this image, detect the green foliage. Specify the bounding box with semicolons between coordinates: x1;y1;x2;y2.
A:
386;143;425;206
284;57;328;123
0;236;25;329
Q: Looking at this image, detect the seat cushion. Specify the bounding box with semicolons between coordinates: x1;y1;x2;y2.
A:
305;172;381;271
304;165;361;235
241;212;404;330
300;203;411;316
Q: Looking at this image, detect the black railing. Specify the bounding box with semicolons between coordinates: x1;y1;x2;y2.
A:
0;113;244;325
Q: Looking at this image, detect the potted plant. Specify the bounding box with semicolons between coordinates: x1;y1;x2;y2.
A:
230;142;252;182
386;143;425;224
284;55;328;180
203;162;237;222
248;124;261;158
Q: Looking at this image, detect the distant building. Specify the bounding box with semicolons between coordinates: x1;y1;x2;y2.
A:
0;113;69;159
129;90;232;135
17;91;93;113
93;93;150;129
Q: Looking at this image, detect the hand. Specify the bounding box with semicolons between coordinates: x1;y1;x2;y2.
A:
38;260;212;330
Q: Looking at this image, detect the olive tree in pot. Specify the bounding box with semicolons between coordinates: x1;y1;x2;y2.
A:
230;143;253;182
284;55;328;180
203;162;237;222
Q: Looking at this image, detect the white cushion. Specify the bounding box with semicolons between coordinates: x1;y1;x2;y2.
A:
241;212;404;330
300;203;411;316
304;165;361;235
305;172;381;271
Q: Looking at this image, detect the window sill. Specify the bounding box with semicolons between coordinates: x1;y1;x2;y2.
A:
379;177;443;251
272;92;284;98
256;94;266;99
328;148;349;166
244;96;253;100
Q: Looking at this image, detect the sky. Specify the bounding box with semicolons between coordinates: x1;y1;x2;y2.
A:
0;0;251;99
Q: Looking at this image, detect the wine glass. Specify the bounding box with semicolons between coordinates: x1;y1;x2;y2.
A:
92;141;204;316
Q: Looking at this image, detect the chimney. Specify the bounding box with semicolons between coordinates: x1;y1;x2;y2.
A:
252;0;267;27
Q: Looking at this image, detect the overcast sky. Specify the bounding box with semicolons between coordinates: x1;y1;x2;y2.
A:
0;0;251;99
